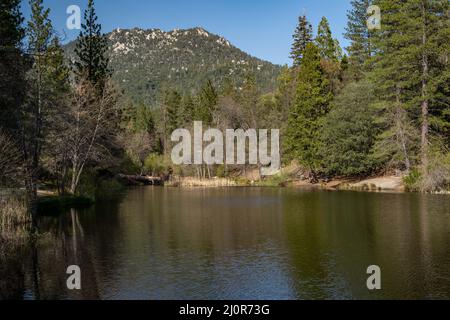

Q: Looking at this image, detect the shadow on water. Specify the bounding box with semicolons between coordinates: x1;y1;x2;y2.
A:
0;192;126;300
1;187;450;300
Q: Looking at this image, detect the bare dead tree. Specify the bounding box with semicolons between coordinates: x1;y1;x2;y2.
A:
65;76;119;194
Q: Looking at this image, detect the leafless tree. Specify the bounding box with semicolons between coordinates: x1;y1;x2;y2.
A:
65;76;119;194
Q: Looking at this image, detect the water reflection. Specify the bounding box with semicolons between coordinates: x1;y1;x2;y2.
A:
1;188;449;300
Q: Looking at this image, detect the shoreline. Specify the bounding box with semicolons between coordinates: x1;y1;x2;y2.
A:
165;175;450;194
26;175;449;200
166;176;404;191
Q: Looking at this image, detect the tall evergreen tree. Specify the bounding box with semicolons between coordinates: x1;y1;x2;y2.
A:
164;89;182;135
134;104;155;134
21;0;69;227
0;0;23;49
21;0;53;226
286;43;332;177
345;0;374;79
74;0;110;85
290;15;313;66
370;0;449;176
316;17;339;61
240;74;259;126
0;0;25;133
181;94;196;126
196;79;218;125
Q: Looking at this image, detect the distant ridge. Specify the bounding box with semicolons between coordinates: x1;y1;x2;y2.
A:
64;27;281;104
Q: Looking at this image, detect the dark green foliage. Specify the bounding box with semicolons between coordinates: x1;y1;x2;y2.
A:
196;79;218;125
181;94;196;125
345;0;374;78
369;0;449;173
321;81;377;176
238;74;259;128
74;0;110;85
0;0;26;133
26;0;70;133
0;0;24;49
27;0;51;54
134;104;155;133
164;89;182;134
403;168;422;191
290;15;313;66
286;43;332;173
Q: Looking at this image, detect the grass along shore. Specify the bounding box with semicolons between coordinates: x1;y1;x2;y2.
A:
165;170;449;194
165;175;407;192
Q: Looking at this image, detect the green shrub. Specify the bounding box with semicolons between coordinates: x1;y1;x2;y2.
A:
216;165;228;178
403;168;422;192
144;153;169;176
256;174;291;187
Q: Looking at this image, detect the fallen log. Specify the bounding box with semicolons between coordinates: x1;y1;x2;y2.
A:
117;174;164;186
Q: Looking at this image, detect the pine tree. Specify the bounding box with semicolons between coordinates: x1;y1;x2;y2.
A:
182;94;196;126
286;43;332;177
74;0;110;86
134;104;154;134
345;0;374;79
196;79;218;125
0;0;25;133
239;74;259;129
0;0;24;50
21;0;52;226
22;0;69;227
370;0;449;176
50;37;70;93
290;15;313;66
369;0;419;171
164;89;182;135
316;17;339;60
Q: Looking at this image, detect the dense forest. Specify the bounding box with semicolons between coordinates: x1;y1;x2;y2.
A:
0;0;449;230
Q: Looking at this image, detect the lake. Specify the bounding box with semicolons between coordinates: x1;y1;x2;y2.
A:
1;187;450;300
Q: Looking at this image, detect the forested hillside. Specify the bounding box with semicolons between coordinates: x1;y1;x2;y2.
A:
64;27;281;104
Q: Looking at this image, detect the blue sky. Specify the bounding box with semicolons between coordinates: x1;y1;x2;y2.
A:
20;0;352;65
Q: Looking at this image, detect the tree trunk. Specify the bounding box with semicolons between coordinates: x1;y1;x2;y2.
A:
26;174;38;231
70;160;79;194
395;87;411;172
25;55;43;231
420;1;429;176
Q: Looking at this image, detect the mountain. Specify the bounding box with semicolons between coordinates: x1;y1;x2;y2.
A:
64;27;282;104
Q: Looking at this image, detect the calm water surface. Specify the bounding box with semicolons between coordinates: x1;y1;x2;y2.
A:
2;187;450;300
